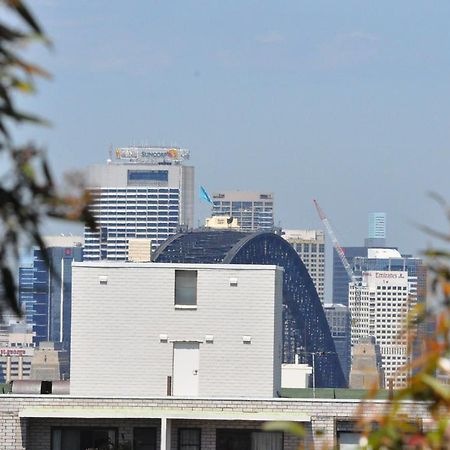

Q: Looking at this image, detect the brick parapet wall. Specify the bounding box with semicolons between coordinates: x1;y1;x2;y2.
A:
0;395;429;415
0;396;431;450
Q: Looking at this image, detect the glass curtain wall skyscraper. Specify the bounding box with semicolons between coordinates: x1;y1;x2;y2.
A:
332;247;368;305
18;266;34;324
333;213;389;304
323;303;351;383
84;147;194;261
32;236;84;352
365;212;387;247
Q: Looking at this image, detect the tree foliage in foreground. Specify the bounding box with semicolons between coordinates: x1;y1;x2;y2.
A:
358;204;450;449
0;0;93;320
3;1;450;448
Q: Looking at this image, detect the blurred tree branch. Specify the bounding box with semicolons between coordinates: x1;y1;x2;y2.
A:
359;201;450;449
0;0;94;321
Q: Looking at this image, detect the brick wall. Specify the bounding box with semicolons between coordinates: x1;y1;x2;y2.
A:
0;395;430;449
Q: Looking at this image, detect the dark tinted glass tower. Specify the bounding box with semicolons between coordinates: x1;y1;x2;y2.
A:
32;238;83;355
18;266;34;324
323;303;351;383
332;247;367;305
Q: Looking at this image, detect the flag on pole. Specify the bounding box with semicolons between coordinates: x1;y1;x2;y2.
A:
199;186;213;205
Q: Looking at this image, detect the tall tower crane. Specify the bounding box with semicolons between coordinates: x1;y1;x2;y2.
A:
313;199;357;284
313;199;362;334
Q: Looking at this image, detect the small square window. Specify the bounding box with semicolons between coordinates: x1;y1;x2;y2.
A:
175;270;197;306
179;428;201;450
134;427;157;450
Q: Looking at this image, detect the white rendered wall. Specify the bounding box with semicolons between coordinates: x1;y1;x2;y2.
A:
71;263;283;398
281;364;312;389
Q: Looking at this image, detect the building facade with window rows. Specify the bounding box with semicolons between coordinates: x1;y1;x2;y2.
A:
211;192;274;232
84;160;194;260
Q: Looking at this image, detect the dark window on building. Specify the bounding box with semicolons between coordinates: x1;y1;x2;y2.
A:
178;428;201;450
134;427;157;450
216;429;282;450
175;270;198;305
51;427;117;450
128;170;169;184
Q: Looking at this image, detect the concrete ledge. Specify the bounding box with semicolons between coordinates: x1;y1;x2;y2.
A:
19;407;310;422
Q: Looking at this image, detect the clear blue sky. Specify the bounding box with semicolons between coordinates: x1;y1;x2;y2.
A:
17;1;450;265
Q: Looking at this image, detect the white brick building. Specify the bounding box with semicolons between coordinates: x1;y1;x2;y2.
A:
71;262;283;398
0;262;431;449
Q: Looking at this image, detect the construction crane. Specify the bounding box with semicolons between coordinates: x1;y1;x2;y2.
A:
313;199;356;284
313;199;362;333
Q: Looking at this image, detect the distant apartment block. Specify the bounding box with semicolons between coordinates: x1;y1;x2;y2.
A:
211;191;274;231
84;147;194;260
282;229;325;302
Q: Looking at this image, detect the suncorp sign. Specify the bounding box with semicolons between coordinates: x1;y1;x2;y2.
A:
115;147;189;163
0;348;34;357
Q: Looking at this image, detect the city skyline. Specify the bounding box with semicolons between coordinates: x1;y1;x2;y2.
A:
0;3;448;448
16;1;450;262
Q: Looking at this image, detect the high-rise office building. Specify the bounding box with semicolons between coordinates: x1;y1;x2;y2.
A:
323;303;351;383
84;147;194;260
365;212;387;247
33;236;83;355
18;266;34;324
334;213;389;304
333;247;368;305
352;249;427;366
211;192;274;231
282;230;325;302
349;270;416;388
352;248;426;306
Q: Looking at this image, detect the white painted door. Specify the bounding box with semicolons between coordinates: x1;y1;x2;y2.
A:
172;342;199;396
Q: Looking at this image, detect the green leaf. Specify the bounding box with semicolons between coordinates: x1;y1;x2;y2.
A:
421;374;450;400
12;79;35;93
